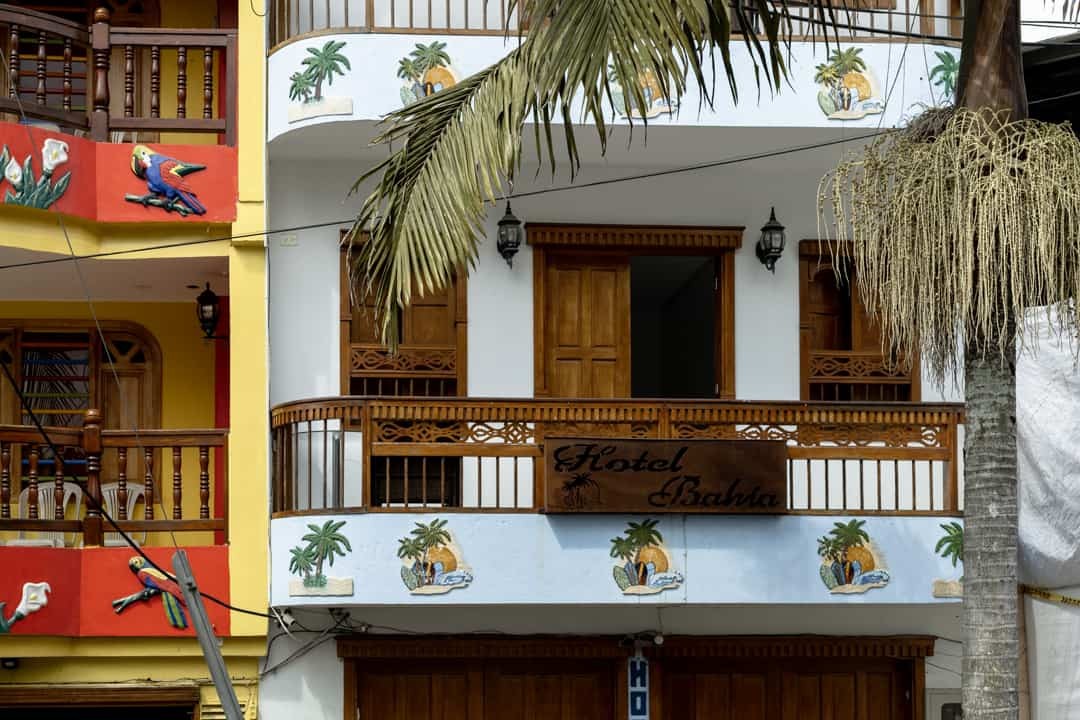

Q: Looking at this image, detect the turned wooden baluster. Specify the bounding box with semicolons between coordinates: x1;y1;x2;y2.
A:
123;45;134;117
62;39;72;112
35;31;46;106
83;409;103;546
53;452;64;519
202;47;213;119
27;444;39;519
176;46;187;118
150;46;160;117
199;446;210;519
116;446;128;519
0;442;8;518
143;447;154;520
172;447;182;519
8;24;18;99
90;8;111;142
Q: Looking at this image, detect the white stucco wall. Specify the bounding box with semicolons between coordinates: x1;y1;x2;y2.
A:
269;130;945;405
268;34;955;142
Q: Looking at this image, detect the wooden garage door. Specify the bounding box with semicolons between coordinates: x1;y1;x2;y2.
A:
662;659;913;720
354;659;617;720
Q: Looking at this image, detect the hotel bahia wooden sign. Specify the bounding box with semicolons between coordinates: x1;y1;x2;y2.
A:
543;438;788;514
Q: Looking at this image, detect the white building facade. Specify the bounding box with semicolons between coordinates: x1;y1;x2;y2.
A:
262;4;967;718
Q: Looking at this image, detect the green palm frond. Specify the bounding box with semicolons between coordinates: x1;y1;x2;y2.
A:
347;0;852;341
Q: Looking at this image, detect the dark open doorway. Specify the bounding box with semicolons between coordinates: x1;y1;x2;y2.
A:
630;255;716;398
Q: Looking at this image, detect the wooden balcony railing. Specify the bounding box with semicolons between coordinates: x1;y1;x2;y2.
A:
807;350;918;402
269;0;959;50
0;409;228;547
271;397;964;517
0;6;236;144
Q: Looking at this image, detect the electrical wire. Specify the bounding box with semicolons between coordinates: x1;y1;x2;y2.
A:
0;359;273;620
0;133;894;273
0;45;273;622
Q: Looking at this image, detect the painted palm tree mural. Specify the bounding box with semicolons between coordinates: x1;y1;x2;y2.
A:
813;47;883;120
397;518;473;595
930;51;960;103
287;40;354;123
933;521;964;598
287;520;354;596
607;63;678;119
610;519;683;595
817;519;890;594
399;42;457;106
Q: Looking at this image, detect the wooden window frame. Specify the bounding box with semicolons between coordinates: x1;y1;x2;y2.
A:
797;239;921;402
339;233;468;396
0;318;162;426
528;223;741;400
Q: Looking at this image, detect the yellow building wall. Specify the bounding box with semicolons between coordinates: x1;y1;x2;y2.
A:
0;301;215;430
227;0;268;639
0;301;221;545
0;638;263;717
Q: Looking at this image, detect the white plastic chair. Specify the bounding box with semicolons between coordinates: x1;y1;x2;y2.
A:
101;482;147;546
10;482;84;547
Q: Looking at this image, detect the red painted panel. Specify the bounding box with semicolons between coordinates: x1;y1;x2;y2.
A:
97;142;238;223
0;545;230;637
0;122;237;224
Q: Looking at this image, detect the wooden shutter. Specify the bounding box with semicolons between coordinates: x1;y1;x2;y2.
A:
340;243;467;397
543;254;631;398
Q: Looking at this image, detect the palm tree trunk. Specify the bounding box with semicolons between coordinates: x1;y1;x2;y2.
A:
963;345;1018;720
956;2;1026;719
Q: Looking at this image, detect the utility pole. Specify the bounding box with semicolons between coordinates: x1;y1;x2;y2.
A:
173;550;244;720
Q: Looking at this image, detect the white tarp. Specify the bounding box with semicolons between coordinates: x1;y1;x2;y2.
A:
1016;312;1080;719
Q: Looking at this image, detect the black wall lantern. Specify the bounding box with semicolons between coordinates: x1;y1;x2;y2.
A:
755;207;786;273
195;282;222;339
496;202;523;267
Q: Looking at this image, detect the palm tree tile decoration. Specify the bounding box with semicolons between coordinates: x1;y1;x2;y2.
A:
287;520;354;596
347;1;1080;716
609;519;683;595
397;519;472;595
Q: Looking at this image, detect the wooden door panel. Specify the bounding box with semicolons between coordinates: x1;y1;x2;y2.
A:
587;267;620;351
544;255;630;398
485;662;616;720
552;267;584;349
358;668;474;720
553;359;584;398
733;674;768;720
696;673;732;720
822;673;857;720
865;671;895;720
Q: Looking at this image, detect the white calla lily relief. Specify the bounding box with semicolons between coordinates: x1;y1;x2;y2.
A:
4;157;22;187
41;138;69;173
0;141;71;209
0;581;52;633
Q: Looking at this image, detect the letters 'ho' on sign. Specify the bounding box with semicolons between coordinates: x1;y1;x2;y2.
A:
628;655;649;720
543;438;788;514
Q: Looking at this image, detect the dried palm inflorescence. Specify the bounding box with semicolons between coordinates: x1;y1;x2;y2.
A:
820;106;1080;385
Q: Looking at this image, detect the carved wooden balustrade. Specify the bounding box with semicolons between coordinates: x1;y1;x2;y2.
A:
269;0;958;49
271;397;964;516
0;410;228;547
807;350;918;402
0;6;236;144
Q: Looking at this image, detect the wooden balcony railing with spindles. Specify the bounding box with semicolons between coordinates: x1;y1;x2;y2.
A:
0;409;228;547
268;0;960;51
271;396;964;517
0;5;236;144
